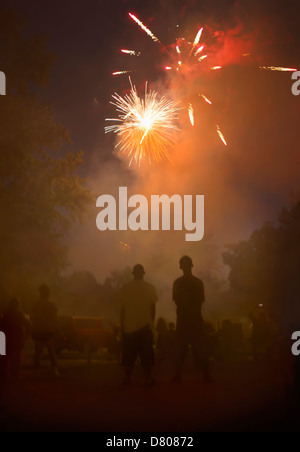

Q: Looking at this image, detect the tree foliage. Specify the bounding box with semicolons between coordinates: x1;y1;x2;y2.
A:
0;8;91;302
223;202;300;326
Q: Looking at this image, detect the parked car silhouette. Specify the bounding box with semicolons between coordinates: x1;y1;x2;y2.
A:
56;316;119;361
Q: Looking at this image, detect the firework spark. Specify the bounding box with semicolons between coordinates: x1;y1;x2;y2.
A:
105;81;180;165
217;125;227;146
121;49;141;56
195;45;204;57
188;104;195;126
201;94;212;105
120;241;131;253
113;71;132;76
129;13;160;43
259;66;297;72
193;28;203;48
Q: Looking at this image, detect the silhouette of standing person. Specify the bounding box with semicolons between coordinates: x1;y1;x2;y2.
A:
3;298;30;381
31;285;59;376
120;264;157;387
172;256;212;383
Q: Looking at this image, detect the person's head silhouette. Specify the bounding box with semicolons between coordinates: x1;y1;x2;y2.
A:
132;264;145;281
179;256;194;276
39;284;50;301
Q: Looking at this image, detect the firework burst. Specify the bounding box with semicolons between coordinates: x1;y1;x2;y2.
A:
121;17;229;146
105;81;180;165
111;11;298;155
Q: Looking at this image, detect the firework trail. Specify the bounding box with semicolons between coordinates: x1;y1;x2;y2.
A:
217;125;227;146
259;66;297;72
201;94;212;105
193;28;204;47
129;13;160;43
105;81;180;166
121;49;141;56
188;104;195;126
195;45;205;57
113;71;132;76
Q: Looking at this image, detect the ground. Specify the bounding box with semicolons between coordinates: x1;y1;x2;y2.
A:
0;350;299;432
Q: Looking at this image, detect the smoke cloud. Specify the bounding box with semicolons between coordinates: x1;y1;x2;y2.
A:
66;0;300;320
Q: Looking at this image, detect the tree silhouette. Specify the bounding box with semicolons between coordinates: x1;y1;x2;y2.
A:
223;201;300;328
0;8;91;305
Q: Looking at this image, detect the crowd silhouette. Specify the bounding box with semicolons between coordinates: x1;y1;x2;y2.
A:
0;256;298;397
